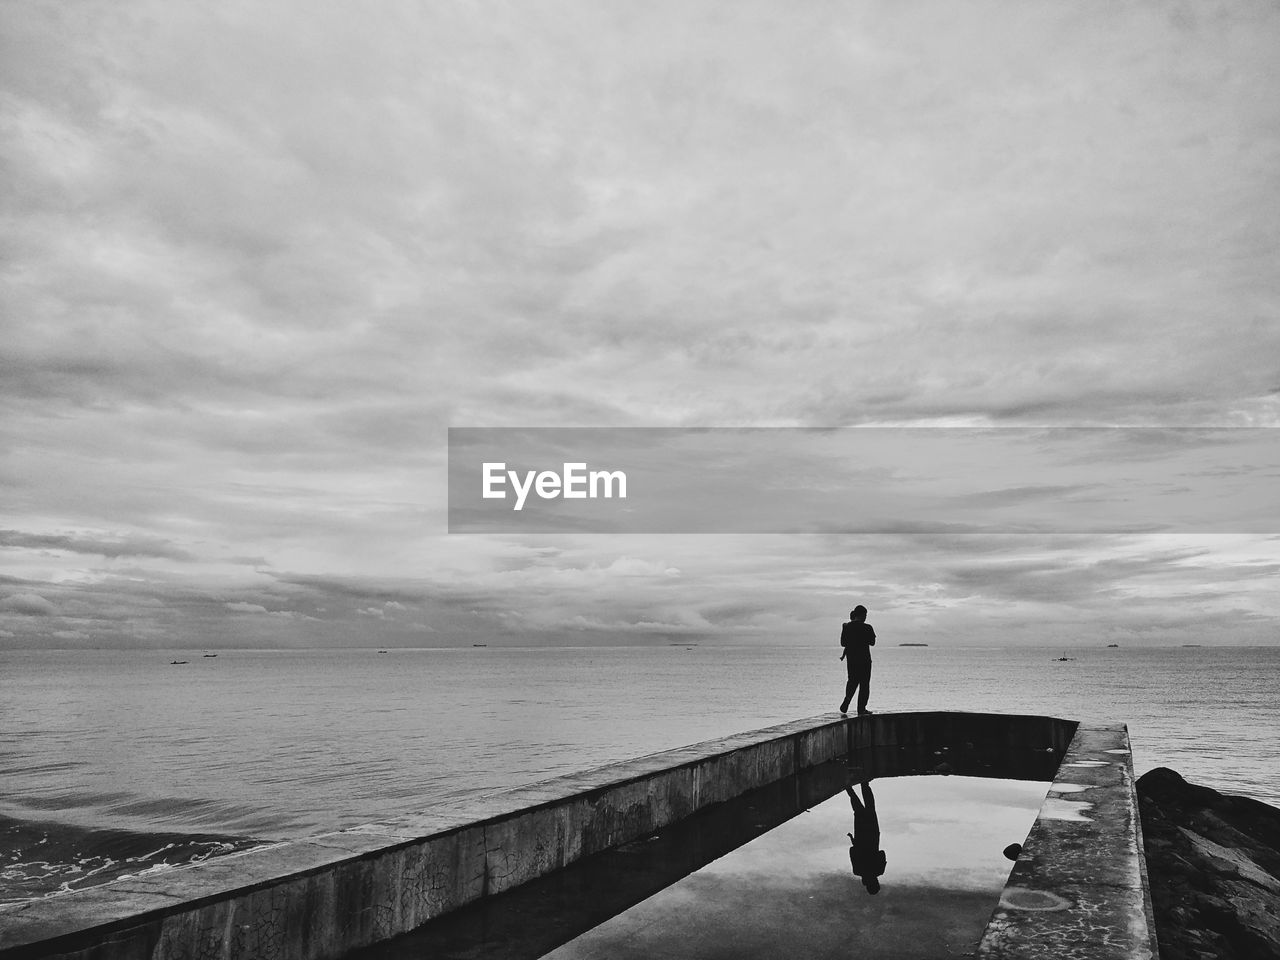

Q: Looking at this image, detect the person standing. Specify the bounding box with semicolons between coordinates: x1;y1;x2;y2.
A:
838;604;876;716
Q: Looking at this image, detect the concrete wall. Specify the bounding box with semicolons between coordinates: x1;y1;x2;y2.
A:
977;720;1160;960
0;712;1154;960
0;717;847;960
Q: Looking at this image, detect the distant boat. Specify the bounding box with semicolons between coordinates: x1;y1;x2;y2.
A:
1053;652;1074;662
170;660;189;665
899;643;929;647
1106;644;1119;648
377;649;388;654
203;653;218;658
473;643;488;647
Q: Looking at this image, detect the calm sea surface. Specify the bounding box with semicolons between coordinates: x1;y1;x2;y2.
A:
2;644;1277;899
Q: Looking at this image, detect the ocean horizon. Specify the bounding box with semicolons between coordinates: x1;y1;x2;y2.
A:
3;642;1276;903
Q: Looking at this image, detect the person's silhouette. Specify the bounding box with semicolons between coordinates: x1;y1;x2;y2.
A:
846;781;886;895
838;605;876;715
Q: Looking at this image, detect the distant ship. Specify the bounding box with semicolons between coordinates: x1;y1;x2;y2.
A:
169;660;189;665
1106;644;1119;648
899;643;929;647
473;643;488;647
203;653;218;657
1053;652;1074;662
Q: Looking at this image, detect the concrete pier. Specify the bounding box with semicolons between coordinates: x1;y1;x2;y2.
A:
977;721;1159;960
0;712;1156;960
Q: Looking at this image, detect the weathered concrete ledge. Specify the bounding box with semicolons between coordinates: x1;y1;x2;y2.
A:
0;716;847;960
0;712;1156;960
977;720;1159;960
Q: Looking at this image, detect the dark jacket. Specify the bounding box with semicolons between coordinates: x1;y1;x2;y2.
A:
841;621;876;660
850;843;887;879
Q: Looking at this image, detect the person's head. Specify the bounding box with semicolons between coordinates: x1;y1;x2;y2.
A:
862;877;880;895
852;605;867;622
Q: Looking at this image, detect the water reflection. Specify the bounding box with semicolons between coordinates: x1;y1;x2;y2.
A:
355;742;1054;960
545;774;1047;960
356;759;852;960
846;781;885;894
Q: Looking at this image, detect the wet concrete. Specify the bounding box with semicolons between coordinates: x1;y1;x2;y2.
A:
977;722;1158;960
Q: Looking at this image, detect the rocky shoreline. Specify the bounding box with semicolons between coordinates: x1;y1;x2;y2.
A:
1137;767;1280;960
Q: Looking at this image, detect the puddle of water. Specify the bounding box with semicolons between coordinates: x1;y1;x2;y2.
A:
546;775;1047;960
1037;797;1093;822
356;759;1050;960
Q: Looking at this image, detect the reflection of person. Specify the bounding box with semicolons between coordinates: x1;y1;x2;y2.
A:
838;605;876;716
846;781;886;895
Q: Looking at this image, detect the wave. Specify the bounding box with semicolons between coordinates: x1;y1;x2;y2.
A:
0;813;269;904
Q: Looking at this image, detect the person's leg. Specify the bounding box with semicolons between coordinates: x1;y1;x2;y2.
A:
840;659;858;712
856;662;872;713
840;674;856;713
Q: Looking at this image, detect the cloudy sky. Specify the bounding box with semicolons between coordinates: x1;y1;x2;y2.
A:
2;0;1278;649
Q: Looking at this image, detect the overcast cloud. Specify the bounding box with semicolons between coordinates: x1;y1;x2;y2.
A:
2;1;1278;649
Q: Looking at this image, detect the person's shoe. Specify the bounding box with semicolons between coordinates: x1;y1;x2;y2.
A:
839;708;849;716
857;709;874;716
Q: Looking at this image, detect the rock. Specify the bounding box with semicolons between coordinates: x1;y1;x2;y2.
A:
1137;767;1280;960
1002;842;1022;862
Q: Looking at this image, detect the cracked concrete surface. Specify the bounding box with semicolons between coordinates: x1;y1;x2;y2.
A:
977;722;1157;960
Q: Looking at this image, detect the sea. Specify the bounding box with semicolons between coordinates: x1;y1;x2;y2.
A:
2;643;1278;904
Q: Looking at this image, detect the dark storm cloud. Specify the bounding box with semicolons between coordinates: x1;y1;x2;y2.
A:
0;593;56;616
945;486;1101;509
0;529;194;561
269;573;438;607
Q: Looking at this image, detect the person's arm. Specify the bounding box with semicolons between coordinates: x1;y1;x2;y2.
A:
867;625;876;647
